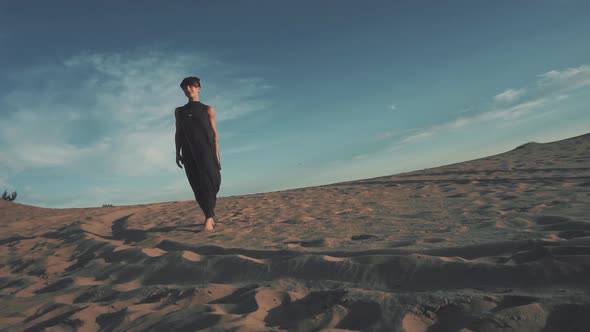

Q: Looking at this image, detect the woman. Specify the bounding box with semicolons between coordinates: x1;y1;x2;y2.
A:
175;76;222;232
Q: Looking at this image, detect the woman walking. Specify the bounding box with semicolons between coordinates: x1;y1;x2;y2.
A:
175;76;222;232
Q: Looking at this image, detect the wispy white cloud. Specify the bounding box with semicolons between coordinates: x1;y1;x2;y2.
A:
537;64;590;90
388;103;397;110
538;64;590;81
208;77;274;121
401;131;435;144
370;127;419;143
555;94;569;101
352;153;369;160
494;88;525;103
452;107;474;115
390;97;549;148
382;97;547;150
0;47;274;206
371;131;399;142
223;143;263;155
479;98;548;122
382;63;590;151
0;47;273;178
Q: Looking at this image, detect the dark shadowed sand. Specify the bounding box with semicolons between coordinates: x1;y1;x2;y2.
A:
1;133;590;331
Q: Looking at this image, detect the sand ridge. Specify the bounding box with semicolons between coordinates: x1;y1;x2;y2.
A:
1;133;590;331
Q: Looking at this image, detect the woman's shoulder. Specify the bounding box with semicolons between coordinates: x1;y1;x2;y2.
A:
201;103;216;113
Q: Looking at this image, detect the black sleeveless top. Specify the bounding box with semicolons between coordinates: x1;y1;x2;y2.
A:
175;100;220;170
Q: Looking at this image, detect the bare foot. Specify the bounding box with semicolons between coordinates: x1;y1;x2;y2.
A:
203;217;215;232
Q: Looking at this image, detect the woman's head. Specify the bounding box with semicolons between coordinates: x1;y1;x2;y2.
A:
180;76;201;99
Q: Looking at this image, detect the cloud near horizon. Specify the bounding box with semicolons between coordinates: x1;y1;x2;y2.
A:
377;63;590;151
537;64;590;91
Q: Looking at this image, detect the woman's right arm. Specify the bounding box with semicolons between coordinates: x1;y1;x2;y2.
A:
175;108;183;157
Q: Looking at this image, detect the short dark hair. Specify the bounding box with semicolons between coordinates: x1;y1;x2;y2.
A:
180;76;201;89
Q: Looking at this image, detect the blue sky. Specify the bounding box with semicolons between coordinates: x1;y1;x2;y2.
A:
1;1;589;208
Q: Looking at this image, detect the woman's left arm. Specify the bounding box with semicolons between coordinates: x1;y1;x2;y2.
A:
208;106;221;169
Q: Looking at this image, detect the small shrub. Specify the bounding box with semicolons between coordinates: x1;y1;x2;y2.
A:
1;189;17;202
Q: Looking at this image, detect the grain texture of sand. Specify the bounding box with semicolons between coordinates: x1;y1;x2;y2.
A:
1;133;590;331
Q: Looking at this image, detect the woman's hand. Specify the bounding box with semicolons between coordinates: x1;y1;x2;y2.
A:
176;154;183;169
216;150;221;170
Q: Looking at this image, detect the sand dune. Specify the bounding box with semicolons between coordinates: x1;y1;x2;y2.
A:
1;133;590;331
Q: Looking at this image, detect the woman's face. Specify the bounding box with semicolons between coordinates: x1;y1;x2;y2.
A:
183;85;201;98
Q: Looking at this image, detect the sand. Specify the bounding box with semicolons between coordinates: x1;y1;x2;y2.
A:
1;133;589;331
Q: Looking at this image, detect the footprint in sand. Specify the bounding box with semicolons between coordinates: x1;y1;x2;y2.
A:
456;225;470;232
533;215;590;239
543;220;590;231
558;230;590;239
388;239;416;248
423;237;446;243
533;215;571;225
285;238;339;247
351;234;378;241
435;226;451;232
446;193;465;198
